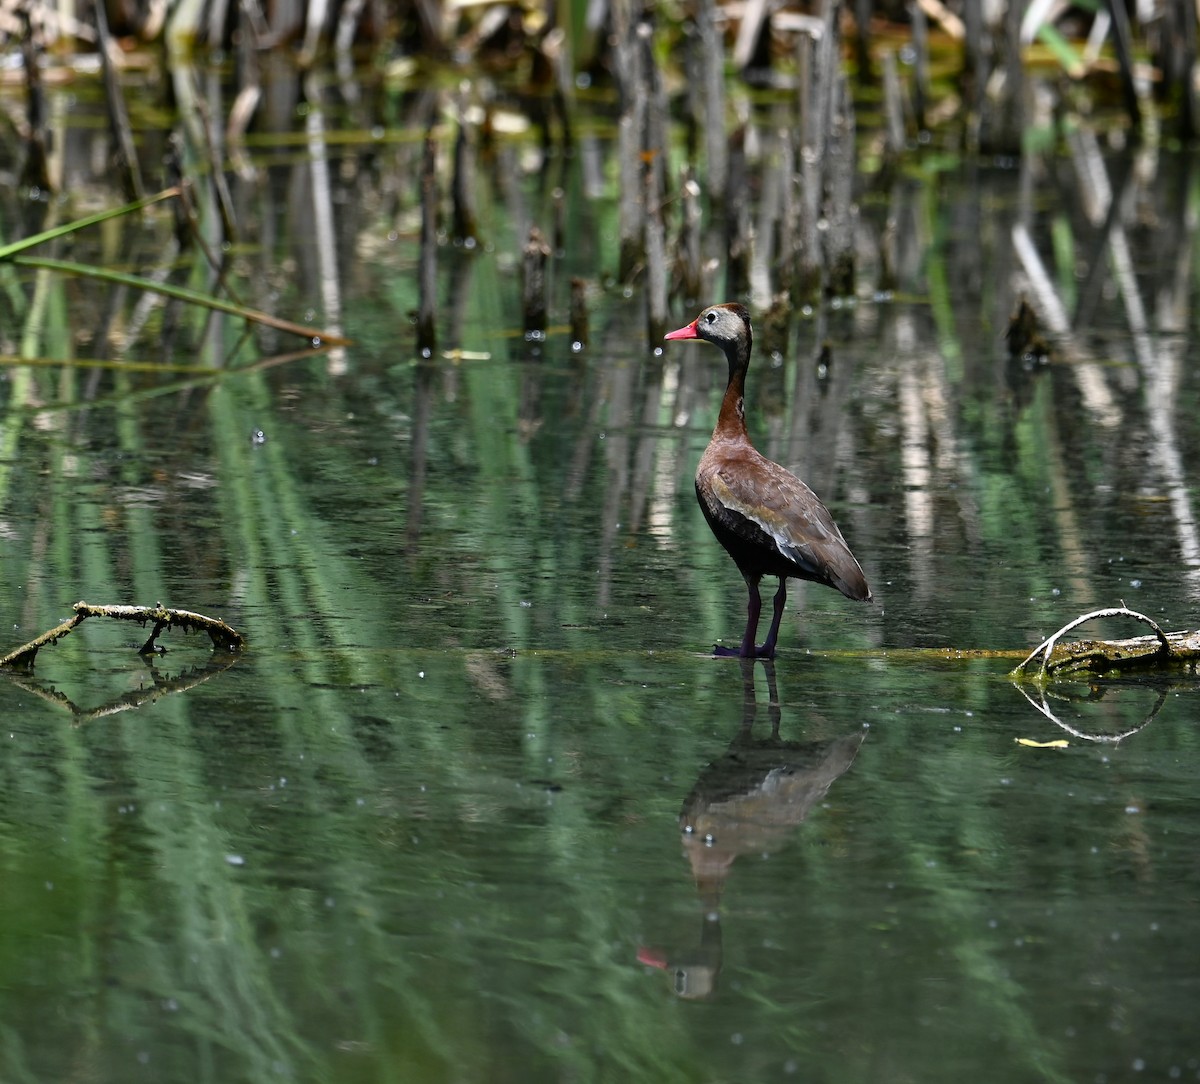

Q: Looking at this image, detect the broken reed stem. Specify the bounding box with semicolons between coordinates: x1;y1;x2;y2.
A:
824;71;858;296
94;0;144;201
20;10;52;192
569;276;589;349
0;601;245;671
616;97;645;280
881;50;906;161
675;166;703;302
909;0;929;131
645;164;667;340
551;185;566;255
522;225;551;335
451;101;478;245
725;126;750;298
417;129;438;357
697;0;727;206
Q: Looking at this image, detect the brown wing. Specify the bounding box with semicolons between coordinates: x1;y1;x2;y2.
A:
701;453;871;600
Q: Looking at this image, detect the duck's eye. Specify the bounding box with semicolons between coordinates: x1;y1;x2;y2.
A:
704;311;716;323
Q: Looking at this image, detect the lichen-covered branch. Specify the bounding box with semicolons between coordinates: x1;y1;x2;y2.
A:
0;600;245;671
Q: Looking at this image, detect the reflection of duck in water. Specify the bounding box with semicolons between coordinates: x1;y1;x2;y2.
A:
639;660;864;999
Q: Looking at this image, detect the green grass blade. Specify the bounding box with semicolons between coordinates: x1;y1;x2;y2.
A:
11;255;351;345
0;188;181;260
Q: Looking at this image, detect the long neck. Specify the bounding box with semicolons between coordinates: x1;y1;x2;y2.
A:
713;332;752;442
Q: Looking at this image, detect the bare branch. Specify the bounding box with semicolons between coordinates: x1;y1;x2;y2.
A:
0;601;245;671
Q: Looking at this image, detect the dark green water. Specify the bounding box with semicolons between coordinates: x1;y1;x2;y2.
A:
1;76;1198;1084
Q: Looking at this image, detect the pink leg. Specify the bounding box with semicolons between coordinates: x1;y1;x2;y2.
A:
714;578;763;658
756;579;788;659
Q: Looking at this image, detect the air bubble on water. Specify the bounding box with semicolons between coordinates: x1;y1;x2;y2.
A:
225;854;245;867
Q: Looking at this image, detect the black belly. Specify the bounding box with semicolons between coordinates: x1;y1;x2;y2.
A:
696;483;817;584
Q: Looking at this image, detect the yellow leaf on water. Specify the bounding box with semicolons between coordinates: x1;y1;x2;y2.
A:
1015;738;1070;748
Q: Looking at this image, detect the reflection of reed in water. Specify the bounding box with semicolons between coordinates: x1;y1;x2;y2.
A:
639;659;863;999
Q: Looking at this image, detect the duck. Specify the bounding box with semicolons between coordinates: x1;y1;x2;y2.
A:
664;303;871;658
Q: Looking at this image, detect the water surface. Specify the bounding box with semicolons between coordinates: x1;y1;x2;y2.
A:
1;74;1198;1084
